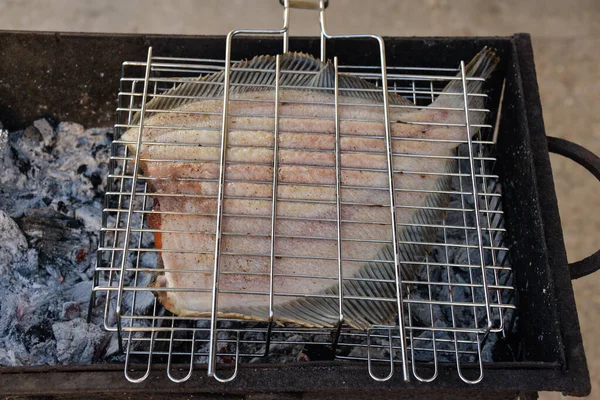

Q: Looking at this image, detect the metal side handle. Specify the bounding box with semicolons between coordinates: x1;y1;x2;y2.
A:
547;136;600;280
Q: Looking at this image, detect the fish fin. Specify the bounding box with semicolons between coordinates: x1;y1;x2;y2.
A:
131;52;323;124
433;46;500;126
132;51;414;125
443;46;500;95
265;158;456;330
305;61;414;106
340;158;455;329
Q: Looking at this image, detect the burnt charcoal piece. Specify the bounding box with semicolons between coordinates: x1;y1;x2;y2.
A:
57;201;68;214
491;337;518;362
21;125;43;143
86;171;102;188
303;344;336;361
52;318;110;365
91;143;107;157
60;301;82;320
17;209;91;269
10;146;31;175
33;118;57;148
23;319;55;351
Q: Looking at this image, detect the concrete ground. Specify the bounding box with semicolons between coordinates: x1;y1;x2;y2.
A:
0;0;598;398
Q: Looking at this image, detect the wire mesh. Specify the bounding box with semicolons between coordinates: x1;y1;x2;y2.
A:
91;0;515;385
92;49;515;384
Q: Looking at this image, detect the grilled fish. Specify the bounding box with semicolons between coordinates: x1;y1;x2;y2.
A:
121;48;499;329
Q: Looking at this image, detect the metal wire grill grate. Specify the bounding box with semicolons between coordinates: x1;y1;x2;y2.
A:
92;51;515;384
91;0;515;385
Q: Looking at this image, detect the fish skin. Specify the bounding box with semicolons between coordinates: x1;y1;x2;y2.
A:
121;49;499;329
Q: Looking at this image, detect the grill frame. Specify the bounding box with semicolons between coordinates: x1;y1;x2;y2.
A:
0;31;591;398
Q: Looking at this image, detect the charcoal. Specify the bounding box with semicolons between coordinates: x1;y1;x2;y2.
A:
0;210;31;271
0;348;16;365
60;301;82;320
22;125;43;144
33;118;56;148
18;209;90;268
347;344;385;361
66;280;93;305
23;319;55;350
0;121;113;367
74;204;102;232
249;334;307;364
52;318;109;365
303;344;336;361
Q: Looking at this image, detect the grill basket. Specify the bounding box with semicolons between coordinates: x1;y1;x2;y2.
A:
91;1;522;384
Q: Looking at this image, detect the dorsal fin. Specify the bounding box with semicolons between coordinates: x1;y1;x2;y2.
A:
132;52;413;123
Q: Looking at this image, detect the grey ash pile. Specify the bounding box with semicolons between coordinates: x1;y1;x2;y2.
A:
0;118;515;368
0;119;115;366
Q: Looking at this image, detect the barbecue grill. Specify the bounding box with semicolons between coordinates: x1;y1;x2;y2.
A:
0;1;599;398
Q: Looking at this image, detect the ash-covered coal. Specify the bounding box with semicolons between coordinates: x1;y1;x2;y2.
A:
0;118;515;371
0;119;114;366
403;145;516;364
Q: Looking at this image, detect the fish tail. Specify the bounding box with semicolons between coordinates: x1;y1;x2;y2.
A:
443;46;500;95
433;47;500;127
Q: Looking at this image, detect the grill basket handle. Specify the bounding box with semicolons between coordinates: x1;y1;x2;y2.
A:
279;0;329;9
547;136;600;280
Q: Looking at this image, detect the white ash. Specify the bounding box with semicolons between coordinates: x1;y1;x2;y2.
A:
0;119;113;366
53;318;110;365
0;120;109;218
33;118;56;148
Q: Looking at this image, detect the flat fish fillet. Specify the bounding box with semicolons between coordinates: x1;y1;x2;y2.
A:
121;49;499;329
